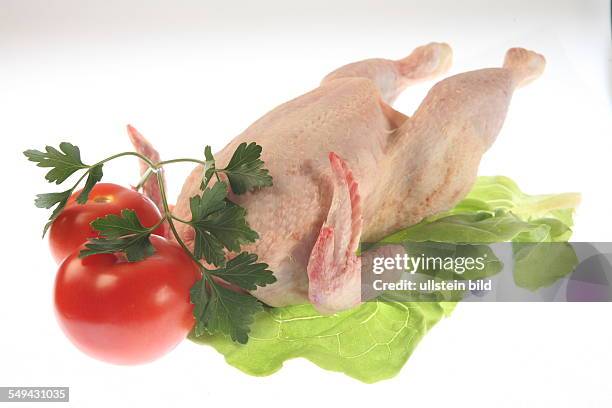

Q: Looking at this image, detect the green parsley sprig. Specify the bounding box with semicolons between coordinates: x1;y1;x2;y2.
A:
24;143;107;235
25;141;275;344
79;209;161;262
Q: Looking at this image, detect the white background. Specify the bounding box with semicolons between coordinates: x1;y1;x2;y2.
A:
1;0;611;407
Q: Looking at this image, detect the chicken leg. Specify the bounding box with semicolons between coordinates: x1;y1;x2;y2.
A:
323;42;452;104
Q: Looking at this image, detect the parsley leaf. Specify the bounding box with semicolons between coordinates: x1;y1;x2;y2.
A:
209;252;276;290
219;142;273;194
34;189;74;237
191;252;275;343
200;205;258;251
79;209;155;261
76;164;104;204
24;142;89;184
200;145;217;190
191;280;264;344
31;164;104;236
189;182;259;266
25;143;104;235
189;182;228;266
34;190;72;210
190;279;210;334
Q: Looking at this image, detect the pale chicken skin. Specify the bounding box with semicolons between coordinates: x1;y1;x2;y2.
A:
131;44;546;313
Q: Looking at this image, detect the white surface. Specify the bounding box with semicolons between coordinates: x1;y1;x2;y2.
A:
1;0;611;407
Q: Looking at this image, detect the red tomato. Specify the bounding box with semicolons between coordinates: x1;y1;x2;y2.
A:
54;235;200;365
49;183;164;264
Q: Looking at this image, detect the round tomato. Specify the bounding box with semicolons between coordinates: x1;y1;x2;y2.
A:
54;235;200;365
49;183;164;263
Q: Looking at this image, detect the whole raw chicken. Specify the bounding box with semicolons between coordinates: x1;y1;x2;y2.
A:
129;43;545;313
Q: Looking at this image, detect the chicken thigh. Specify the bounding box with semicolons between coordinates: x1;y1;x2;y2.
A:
132;44;545;313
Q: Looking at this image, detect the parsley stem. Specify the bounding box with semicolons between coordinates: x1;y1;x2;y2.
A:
157;158;207;166
148;216;167;234
87;150;219;287
96;151;157;168
134;167;154;191
71;168;93;192
170;214;191;224
70;151;153;194
153;170;210;277
94;150;198;243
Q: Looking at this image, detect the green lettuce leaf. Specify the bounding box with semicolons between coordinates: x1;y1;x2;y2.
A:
381;210;534;244
190;300;455;383
383;177;581;291
450;176;580;226
190;176;580;382
512;242;579;290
